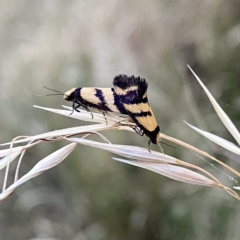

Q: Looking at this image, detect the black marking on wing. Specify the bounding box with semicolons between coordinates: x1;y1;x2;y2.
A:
95;89;105;104
95;89;112;112
130;111;152;117
113;74;148;100
112;88;128;114
120;92;148;105
113;74;148;90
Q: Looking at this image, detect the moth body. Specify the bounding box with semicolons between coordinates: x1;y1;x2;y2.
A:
63;74;160;147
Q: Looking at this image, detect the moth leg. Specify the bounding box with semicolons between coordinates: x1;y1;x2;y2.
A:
84;107;93;119
91;112;94;119
76;101;93;119
129;125;151;152
74;103;82;112
148;139;151;153
138;128;144;136
102;111;108;125
70;103;81;115
131;126;144;136
70;100;82;115
70;101;77;115
83;106;93;119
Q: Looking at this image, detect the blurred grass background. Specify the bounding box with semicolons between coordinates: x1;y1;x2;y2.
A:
0;0;240;239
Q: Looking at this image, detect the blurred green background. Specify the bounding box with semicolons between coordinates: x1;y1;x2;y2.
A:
0;1;240;239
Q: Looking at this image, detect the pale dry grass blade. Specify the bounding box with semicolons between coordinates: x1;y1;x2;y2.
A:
0;143;77;201
34;105;116;124
188;65;240;146
185;121;240;155
65;138;222;186
113;157;218;186
66;137;179;164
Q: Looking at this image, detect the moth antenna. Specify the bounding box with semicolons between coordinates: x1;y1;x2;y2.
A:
43;86;64;95
36;93;63;97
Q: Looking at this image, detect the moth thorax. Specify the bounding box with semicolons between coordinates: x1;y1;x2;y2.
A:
64;88;77;101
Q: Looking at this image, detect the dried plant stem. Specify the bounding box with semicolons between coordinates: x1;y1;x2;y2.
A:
14;149;26;182
161;133;240;177
14;140;41;182
2;136;31;192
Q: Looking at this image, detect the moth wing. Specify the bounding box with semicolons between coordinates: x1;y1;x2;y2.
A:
101;88;116;105
113;74;149;116
113;75;158;136
101;88;120;112
113;75;148;101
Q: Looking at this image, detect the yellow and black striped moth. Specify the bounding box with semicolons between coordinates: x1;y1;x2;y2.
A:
63;74;160;148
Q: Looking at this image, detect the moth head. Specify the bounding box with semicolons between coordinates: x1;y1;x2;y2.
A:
64;88;77;101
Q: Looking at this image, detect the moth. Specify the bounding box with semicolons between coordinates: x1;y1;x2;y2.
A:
63;75;160;148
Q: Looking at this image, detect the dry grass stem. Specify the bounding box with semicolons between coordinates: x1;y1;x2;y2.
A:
161;133;240;177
